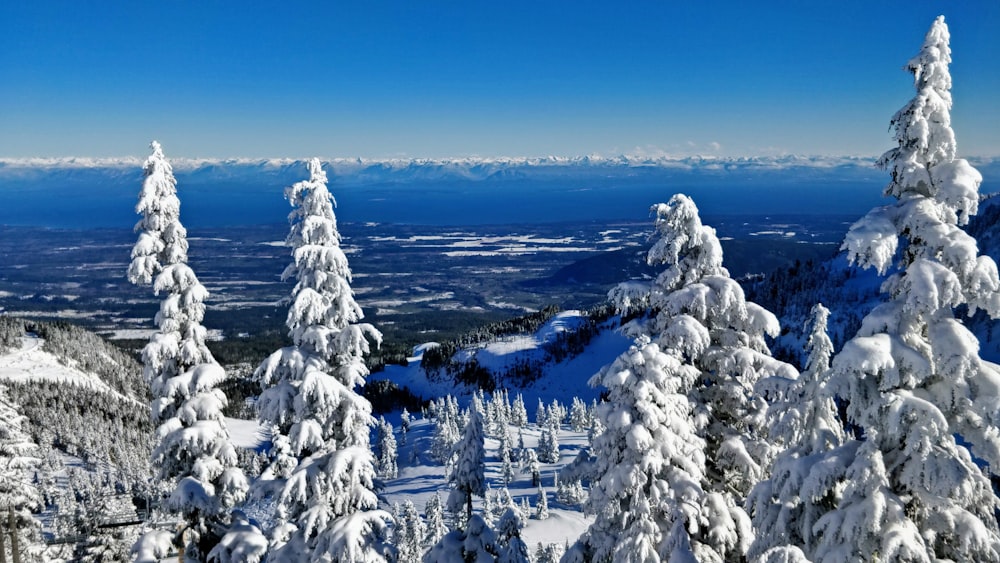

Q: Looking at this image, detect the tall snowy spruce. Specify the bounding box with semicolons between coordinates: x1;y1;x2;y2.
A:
446;399;487;529
254;158;392;562
747;304;850;560
127;141;252;562
567;194;794;562
0;385;44;563
809;16;1000;562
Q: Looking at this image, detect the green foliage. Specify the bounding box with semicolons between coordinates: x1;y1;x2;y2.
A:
362;380;427;415
366;340;413;374
206;330;290;366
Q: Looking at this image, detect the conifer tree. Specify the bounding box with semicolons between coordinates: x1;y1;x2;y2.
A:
748;304;849;559
207;511;268;563
254;158;391;561
511;395;528;428
536;543;564;563
569;194;793;562
396;501;426;563
482;484;497;528
424;493;448;547
817;16;1000;561
0;318;23;355
128;141;250;561
535;400;547;428
431;410;461;464
568;398;588;432
0;385;43;563
446;401;487;529
496;508;530;563
534;484;549;521
641;195;794;498
400;408;411;446
537;424;559;464
462;514;499;563
499;430;515;486
377;417;399;480
524;449;540;487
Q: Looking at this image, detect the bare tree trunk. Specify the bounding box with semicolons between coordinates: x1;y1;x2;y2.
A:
8;510;18;563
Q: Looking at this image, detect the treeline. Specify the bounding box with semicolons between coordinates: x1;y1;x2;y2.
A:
420;305;564;376
744;195;1000;367
20;319;150;402
742;258;871;365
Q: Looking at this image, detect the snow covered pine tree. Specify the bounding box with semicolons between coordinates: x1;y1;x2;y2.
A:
0;385;44;563
424;399;492;562
747;304;849;561
254;158;393;562
127;141;255;562
568;194;795;562
812;16;1000;562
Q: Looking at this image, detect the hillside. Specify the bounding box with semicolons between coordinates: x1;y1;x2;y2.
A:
370;309;631;407
0;318;153;560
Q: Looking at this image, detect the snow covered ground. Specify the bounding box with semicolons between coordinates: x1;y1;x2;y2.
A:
380;416;594;550
222;311;624;553
223;405;598;552
373;310;631;407
0;335;143;407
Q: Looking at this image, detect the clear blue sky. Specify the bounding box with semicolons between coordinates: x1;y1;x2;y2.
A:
0;1;997;159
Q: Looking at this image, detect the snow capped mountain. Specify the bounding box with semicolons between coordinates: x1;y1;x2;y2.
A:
1;153;950;185
12;153;999;187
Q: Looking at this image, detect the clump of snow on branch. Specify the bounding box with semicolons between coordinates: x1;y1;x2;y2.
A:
573;193;793;561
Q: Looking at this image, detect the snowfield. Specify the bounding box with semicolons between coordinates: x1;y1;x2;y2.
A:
221;409;601;554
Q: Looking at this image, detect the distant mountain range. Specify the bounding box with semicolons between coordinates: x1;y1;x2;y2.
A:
2;154;998;228
10;153;998;183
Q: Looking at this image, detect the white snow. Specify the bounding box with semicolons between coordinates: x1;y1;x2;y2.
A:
379;416;595;552
225;417;270;451
374;311;631;406
0;335;144;407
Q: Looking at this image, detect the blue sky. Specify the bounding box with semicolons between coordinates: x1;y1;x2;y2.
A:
0;1;997;159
